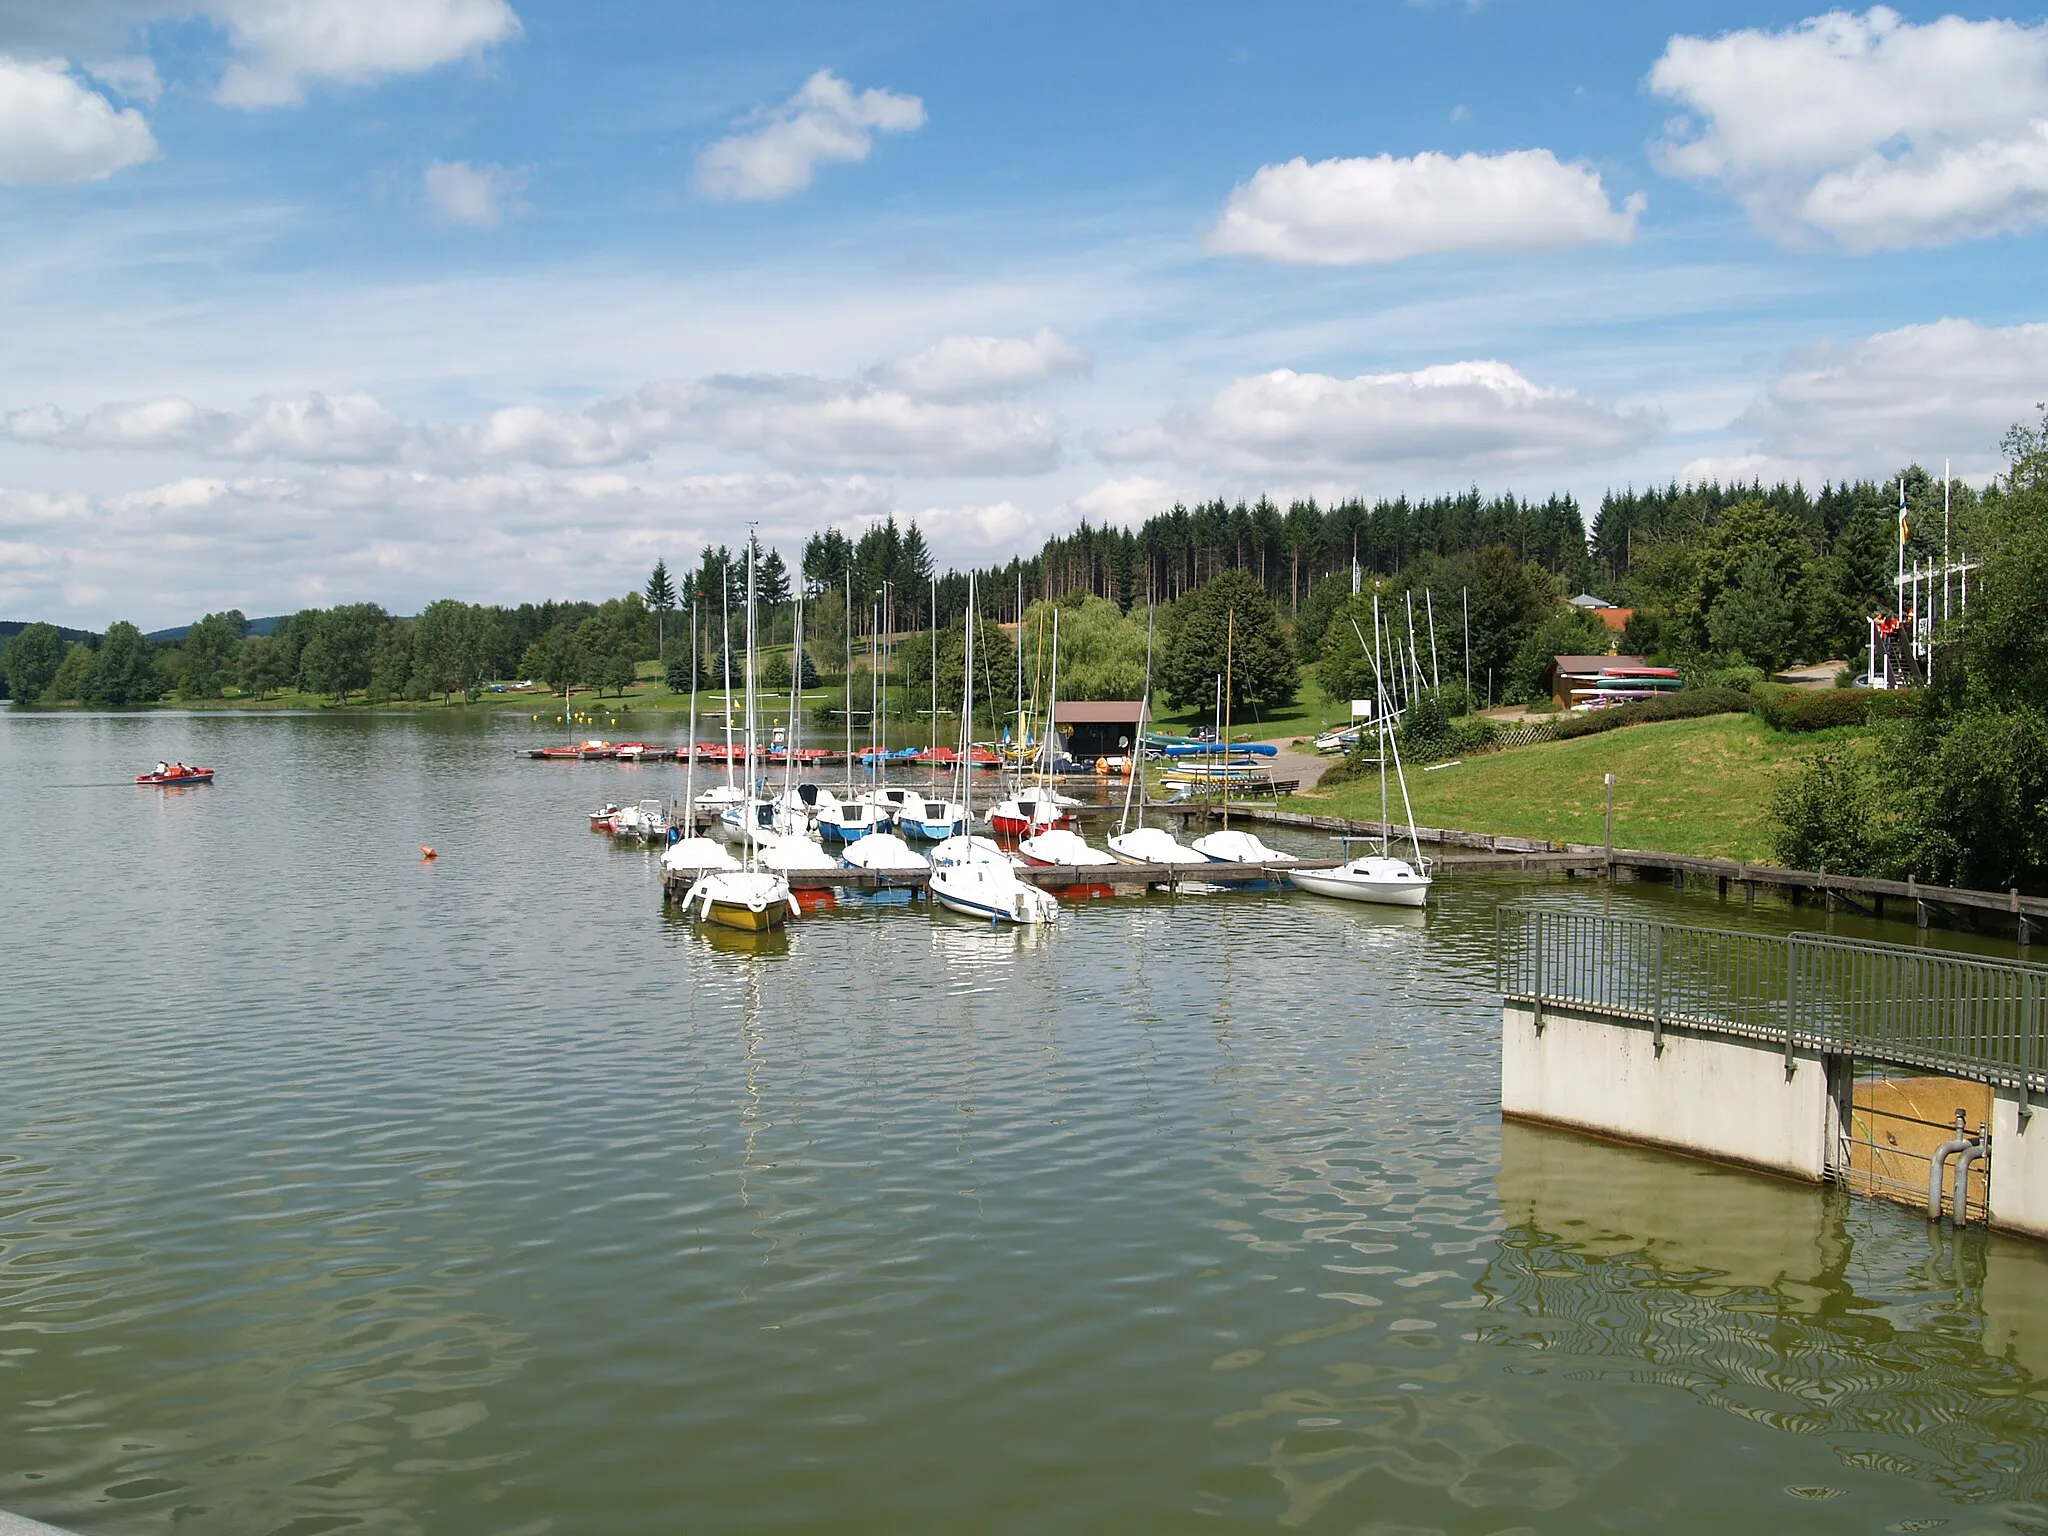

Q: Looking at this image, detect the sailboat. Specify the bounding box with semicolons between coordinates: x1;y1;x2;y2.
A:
683;539;794;930
987;606;1074;837
930;575;1059;925
664;591;738;876
698;576;748;833
1287;601;1433;908
1107;606;1205;866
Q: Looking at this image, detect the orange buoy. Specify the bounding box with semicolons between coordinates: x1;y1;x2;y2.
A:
420;846;438;860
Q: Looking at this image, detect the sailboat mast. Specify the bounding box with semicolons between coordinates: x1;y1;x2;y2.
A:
684;585;698;822
1120;605;1153;834
721;572;735;791
743;536;758;871
1221;608;1233;830
930;573;938;788
962;575;977;828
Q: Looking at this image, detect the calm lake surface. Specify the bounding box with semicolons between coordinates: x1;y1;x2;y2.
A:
6;709;2048;1534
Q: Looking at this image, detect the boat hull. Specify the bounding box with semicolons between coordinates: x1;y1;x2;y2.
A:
1287;869;1431;908
137;771;213;786
704;898;791;932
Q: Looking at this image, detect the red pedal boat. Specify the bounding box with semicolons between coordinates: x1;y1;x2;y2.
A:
137;767;214;786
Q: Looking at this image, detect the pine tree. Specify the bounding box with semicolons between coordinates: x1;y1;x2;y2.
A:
644;558;677;658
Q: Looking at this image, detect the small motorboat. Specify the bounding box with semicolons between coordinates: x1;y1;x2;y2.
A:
137;767;214;786
588;802;624;831
682;869;792;932
816;797;881;844
986;792;1070;837
1288;853;1432;908
1190;829;1297;864
929;859;1059;926
756;833;841;874
1105;826;1207;865
1017;829;1117;867
840;833;930;873
928;834;1020;868
661;836;738;875
898;796;967;842
611;800;671;842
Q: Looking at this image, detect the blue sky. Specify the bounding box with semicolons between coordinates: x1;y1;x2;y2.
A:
1;0;2043;627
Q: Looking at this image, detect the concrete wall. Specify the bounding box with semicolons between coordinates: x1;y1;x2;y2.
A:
1501;1003;1834;1182
1991;1089;2048;1242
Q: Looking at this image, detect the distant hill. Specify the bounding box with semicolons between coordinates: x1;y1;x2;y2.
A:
144;616;287;643
0;621;97;644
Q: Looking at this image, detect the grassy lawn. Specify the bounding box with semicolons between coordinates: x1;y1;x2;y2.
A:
1289;712;1844;863
1150;664;1348;741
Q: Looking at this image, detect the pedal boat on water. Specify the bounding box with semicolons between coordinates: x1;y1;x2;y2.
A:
137;767;214;786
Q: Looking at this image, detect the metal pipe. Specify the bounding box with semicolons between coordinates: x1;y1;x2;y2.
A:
1952;1124;1991;1226
1929;1109;1972;1219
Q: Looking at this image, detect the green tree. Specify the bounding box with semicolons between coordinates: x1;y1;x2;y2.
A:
526;623;586;696
4;622;63;703
1679;499;1813;649
1708;546;1800;671
51;641;97;702
410;599;483;704
84;621;161;706
178;610;245;698
644;559;678;659
297;604;388;700
1159;570;1298;715
1505;608;1609;705
1016;595;1148;702
595;645;635;697
235;635;290;698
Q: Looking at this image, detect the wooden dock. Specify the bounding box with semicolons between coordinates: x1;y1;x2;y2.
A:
661;857;1342;901
1171;804;2048;944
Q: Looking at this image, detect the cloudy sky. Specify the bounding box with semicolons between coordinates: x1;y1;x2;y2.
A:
1;0;2043;628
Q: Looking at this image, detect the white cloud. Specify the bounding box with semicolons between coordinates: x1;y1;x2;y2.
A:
7;373;1063;477
1209;149;1642;265
211;0;522;108
1098;362;1655;478
1650;7;2048;248
694;69;924;201
7;391;403;461
903;500;1044;560
0;55;156;184
444;376;1059;476
867;329;1090;400
1060;475;1188;530
422;159;528;229
1738;317;2048;474
0;465;892;626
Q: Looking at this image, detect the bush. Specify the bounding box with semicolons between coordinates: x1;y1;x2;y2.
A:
1395;689;1495;765
1770;746;1878;871
1543;687;1752;742
1750;684;1919;733
1696;663;1764;693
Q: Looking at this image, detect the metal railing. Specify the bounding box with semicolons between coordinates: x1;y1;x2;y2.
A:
1498;906;2048;1096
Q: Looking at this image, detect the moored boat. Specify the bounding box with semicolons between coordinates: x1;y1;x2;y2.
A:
1105;826;1206;865
1190;829;1297;864
1017;829;1116;867
1288;852;1432;908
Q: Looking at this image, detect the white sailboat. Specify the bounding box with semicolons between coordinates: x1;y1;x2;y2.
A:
665;618;737;875
1106;606;1205;866
683;538;793;931
987;605;1073;838
840;832;930;872
1287;600;1433;909
1017;828;1116;867
930;575;1058;926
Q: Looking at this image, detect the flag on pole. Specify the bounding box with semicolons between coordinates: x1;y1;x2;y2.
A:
1898;481;1910;546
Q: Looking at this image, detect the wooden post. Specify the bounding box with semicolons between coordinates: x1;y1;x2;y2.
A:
1604;772;1615;869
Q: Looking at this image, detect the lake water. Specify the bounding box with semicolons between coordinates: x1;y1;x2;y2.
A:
5;709;2048;1534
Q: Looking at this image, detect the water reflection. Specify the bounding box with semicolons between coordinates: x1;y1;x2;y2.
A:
1489;1121;2048;1512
